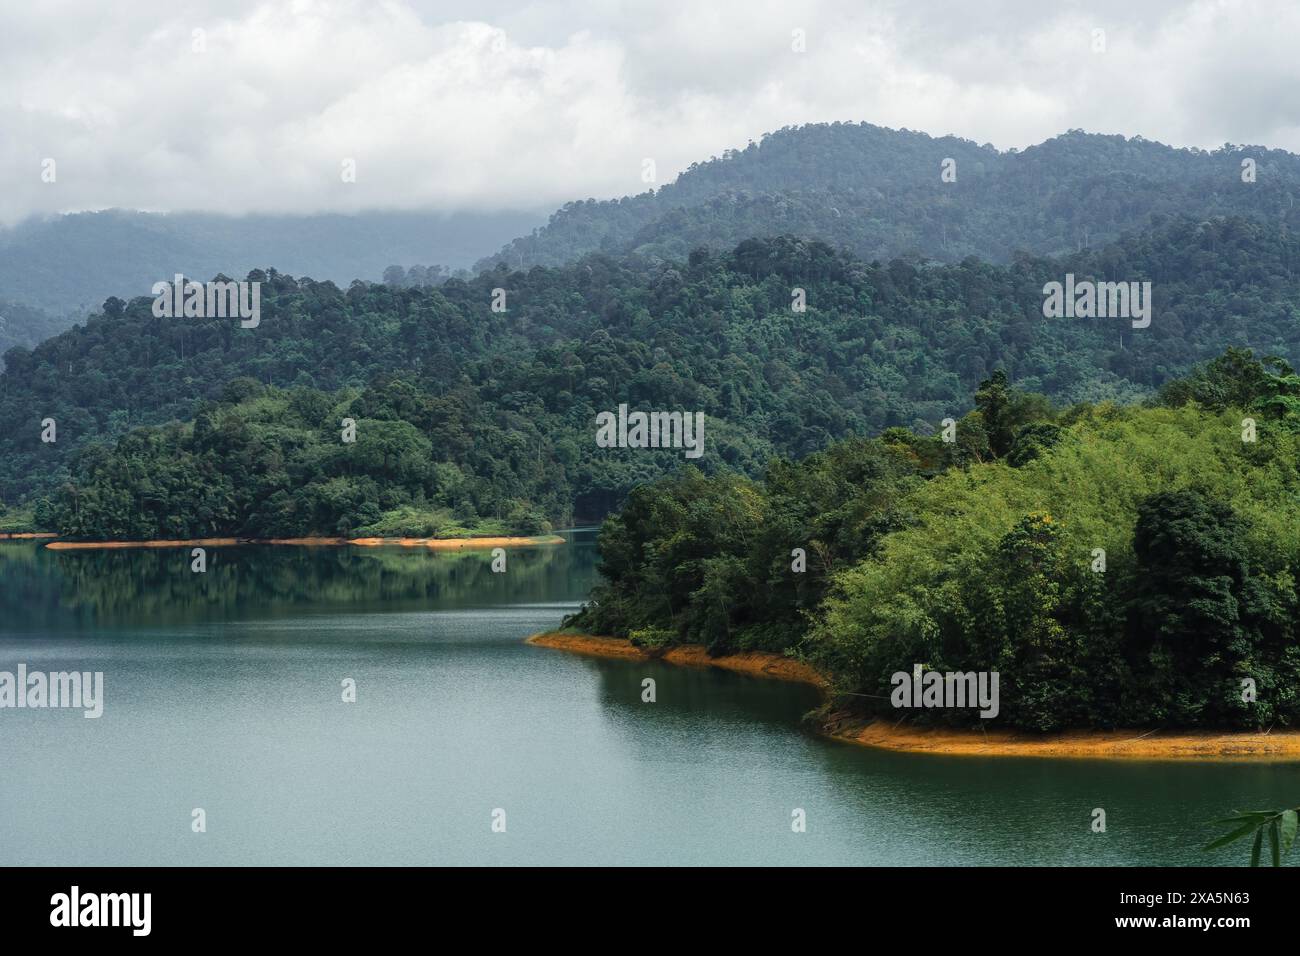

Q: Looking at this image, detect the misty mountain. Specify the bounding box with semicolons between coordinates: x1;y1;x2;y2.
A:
0;207;546;319
479;123;1300;271
0;298;65;362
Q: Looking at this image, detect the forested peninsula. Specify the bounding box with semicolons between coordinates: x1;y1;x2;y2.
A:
567;350;1300;736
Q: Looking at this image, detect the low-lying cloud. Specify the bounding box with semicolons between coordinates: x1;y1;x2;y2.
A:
2;0;1297;225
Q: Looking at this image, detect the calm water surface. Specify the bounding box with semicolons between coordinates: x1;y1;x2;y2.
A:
1;531;1296;865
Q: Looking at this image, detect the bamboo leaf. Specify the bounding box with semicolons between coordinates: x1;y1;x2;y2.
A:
1211;812;1274;825
1204;820;1265;851
1281;810;1298;854
1251;827;1263;867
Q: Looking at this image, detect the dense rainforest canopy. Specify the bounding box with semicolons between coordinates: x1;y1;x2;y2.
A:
0;298;64;363
571;350;1300;733
479;124;1300;271
5;213;1300;539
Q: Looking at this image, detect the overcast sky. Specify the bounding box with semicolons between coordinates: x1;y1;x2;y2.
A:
3;0;1297;225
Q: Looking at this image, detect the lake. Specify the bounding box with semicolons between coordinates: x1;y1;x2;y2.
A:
1;530;1296;865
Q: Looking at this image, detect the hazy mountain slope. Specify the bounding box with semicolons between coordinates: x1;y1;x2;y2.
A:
0;299;64;363
479;123;1300;270
0;208;546;318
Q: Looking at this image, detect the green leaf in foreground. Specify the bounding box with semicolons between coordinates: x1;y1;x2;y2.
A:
1204;819;1268;852
1211;807;1300;866
1281;809;1298;854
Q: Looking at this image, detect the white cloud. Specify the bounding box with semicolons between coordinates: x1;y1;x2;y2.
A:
2;0;1298;225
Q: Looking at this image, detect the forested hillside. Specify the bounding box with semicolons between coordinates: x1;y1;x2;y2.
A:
571;350;1300;733
0;299;64;365
480;124;1300;271
8;124;1299;359
5;214;1300;537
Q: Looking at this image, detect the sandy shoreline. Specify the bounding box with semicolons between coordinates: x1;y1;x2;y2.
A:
45;534;565;551
0;532;58;540
526;631;1300;761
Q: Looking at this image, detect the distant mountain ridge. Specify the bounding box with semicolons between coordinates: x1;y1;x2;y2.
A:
478;123;1300;271
7;123;1300;354
0;207;546;318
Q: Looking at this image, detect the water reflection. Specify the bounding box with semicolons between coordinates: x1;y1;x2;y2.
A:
2;531;1298;865
0;535;597;631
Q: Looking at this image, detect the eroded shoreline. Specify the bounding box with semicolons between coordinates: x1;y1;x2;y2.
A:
45;534;566;551
526;631;827;687
526;631;1300;761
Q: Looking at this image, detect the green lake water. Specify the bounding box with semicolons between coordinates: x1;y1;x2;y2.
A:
1;530;1296;865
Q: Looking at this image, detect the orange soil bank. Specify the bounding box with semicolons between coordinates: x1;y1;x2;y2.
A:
525;631;827;688
46;535;565;551
526;632;1300;761
348;535;564;550
823;715;1300;761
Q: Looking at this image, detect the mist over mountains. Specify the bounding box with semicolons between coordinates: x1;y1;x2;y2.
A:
478;123;1300;270
6;122;1300;335
5;120;1300;529
0;207;546;318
